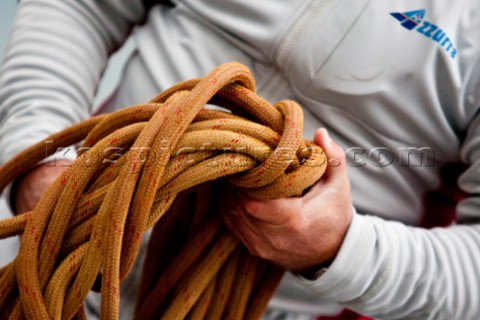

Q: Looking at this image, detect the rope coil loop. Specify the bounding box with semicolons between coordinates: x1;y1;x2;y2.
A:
0;62;327;319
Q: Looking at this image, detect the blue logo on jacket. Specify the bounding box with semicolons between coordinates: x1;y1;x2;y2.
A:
390;9;457;59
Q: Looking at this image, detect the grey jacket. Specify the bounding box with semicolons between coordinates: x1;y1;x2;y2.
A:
1;0;480;319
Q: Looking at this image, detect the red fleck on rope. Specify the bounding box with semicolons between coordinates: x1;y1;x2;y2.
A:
0;62;327;319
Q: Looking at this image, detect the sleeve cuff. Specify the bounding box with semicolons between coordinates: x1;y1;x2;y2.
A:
295;209;378;302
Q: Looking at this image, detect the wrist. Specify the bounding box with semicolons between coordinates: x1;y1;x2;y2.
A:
12;160;70;214
298;260;333;280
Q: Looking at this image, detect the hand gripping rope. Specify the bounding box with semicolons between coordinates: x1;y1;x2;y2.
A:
0;62;327;319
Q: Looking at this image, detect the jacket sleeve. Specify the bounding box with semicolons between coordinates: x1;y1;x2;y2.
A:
296;210;480;319
0;0;146;167
295;87;480;320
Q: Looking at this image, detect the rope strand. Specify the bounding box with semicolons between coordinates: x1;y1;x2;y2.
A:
0;62;327;319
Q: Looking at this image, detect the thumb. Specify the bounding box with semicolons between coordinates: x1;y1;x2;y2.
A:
313;128;347;181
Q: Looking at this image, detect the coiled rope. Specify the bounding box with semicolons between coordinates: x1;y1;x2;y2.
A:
0;62;327;319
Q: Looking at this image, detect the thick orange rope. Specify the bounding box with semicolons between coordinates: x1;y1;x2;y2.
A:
0;62;327;319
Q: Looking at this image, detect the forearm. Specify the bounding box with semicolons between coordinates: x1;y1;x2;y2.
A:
0;0;145;166
297;211;480;319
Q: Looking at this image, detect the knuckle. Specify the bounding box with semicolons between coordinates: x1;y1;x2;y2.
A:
249;242;270;260
243;199;261;215
244;243;259;257
283;211;302;230
269;236;285;251
287;220;303;235
328;157;342;167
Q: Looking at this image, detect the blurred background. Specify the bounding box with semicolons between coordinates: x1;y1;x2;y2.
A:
0;0;133;266
0;0;20;267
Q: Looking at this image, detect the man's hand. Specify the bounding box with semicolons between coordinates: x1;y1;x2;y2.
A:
13;160;71;214
222;128;353;274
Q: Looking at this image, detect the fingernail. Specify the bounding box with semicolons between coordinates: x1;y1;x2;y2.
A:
328;158;342;167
